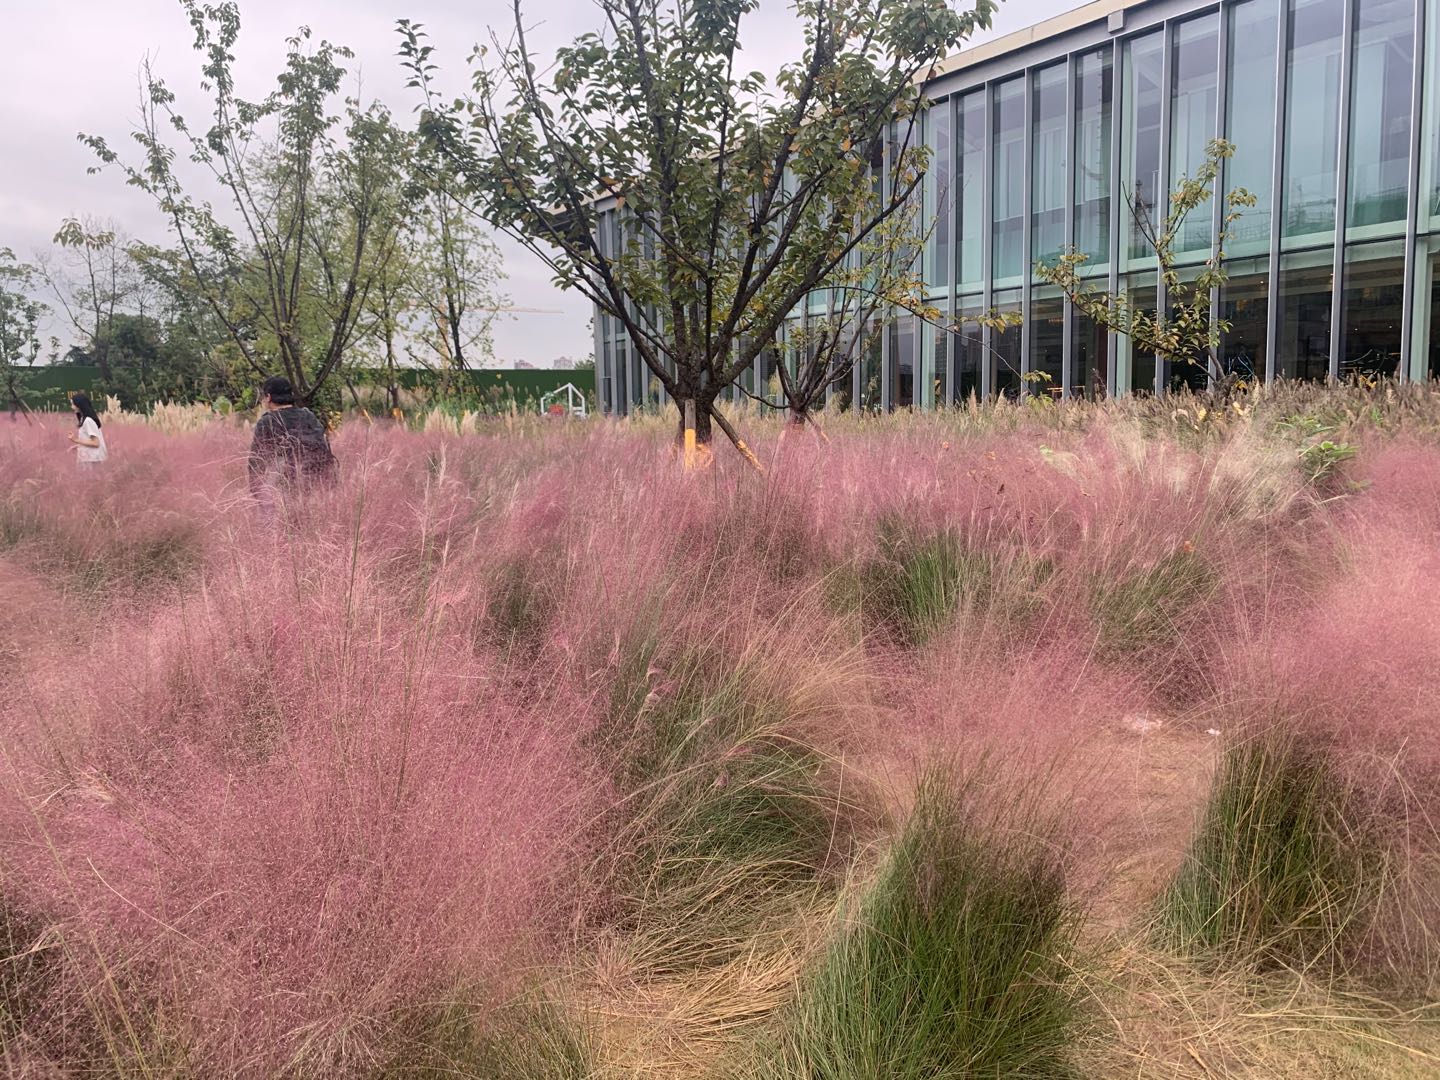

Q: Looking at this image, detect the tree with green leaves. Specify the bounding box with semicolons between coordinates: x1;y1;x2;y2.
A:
1034;138;1256;393
0;249;47;422
43;217;147;394
404;150;509;391
400;0;998;454
82;0;411;410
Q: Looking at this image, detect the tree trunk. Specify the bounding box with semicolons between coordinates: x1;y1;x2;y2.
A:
673;393;715;445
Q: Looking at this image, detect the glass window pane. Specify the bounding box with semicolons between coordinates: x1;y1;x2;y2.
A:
928;101;952;289
932;320;948;405
1075;48;1113;269
1161;263;1211;393
1276;251;1333;380
1032;65;1068;271
1347;0;1415;236
887;314;915;408
1225;1;1279;258
1122;32;1164;267
958;92;986;290
1428;9;1440;229
759;337;780;408
858;322;881;411
1030;291;1064;395
614;338;628;412
1072;308;1110;399
992;288;1022;398
1283;0;1344;245
1425;245;1440;378
993;79;1026;286
1170;14;1220;259
1340;241;1405;376
1219;258;1270;384
954;294;984;403
1120;274;1157;393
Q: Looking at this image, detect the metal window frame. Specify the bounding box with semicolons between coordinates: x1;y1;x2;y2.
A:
1265;0;1290;385
1021;70;1035;389
1209;5;1230;390
1154;17;1174;395
1108;36;1124;397
881;124;893;411
981;80;996;398
1063;52;1079;398
1401;0;1427;381
1329;0;1358;380
946;93;961;404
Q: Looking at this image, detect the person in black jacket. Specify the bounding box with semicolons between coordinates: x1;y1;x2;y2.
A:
248;377;337;510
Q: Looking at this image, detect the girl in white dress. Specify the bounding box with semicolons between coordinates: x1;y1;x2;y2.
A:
67;392;107;465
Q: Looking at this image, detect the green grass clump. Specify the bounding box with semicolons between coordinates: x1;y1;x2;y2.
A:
858;520;1050;646
755;769;1080;1079
592;638;856;972
479;556;555;652
383;996;595;1079
1155;725;1382;970
1091;548;1217;663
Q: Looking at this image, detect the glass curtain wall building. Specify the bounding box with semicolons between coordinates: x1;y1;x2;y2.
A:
594;0;1440;414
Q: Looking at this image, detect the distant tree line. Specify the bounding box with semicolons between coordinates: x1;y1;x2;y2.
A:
2;0;510;416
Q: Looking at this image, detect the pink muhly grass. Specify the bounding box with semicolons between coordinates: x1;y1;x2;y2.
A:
0;481;604;1075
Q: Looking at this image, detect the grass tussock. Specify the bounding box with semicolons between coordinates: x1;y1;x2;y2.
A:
382;994;598;1080
589;632;864;974
1155;723;1384;971
753;767;1080;1079
855;519;1050;645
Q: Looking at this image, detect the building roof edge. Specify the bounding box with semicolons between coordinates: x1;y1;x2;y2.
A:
928;0;1148;81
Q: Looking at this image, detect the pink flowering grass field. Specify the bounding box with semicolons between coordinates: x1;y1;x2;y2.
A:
2;385;1439;1077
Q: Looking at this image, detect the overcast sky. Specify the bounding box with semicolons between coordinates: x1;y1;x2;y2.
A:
0;0;1069;366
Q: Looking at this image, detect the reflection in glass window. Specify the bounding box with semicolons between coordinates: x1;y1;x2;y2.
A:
954;295;984;403
1030;292;1064;395
1225;1;1279;257
958;93;986;290
992;289;1023;398
1122;32;1164;267
993;79;1026;285
928;101;952;289
888;315;915;408
1283;0;1344;244
1074;48;1112;269
601;340;615;412
1073;309;1110;399
1348;0;1415;235
614;338;628;412
758;337;780;408
1277;252;1333;380
932;322;949;405
1170;15;1220;258
1163;264;1211;393
1032;65;1068;271
859;322;882;412
1120;275;1157;393
1423;0;1439;227
1219;259;1269;384
1427;248;1440;379
1340;241;1405;377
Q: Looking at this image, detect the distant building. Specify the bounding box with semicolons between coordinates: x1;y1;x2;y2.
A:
594;0;1440;413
